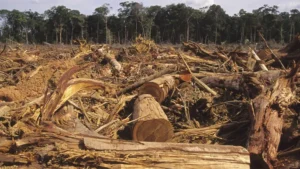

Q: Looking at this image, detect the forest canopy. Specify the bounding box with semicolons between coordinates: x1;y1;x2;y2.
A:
0;2;299;44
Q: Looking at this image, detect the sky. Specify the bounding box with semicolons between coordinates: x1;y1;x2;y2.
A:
0;0;299;16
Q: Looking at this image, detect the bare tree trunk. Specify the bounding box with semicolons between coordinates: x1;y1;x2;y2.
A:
215;26;218;44
250;27;253;42
65;29;68;44
118;31;120;44
135;17;138;37
80;26;84;39
240;24;245;44
97;20;99;44
105;17;108;44
59;26;63;44
55;28;58;44
25;29;29;44
254;27;257;43
124;24;127;44
280;24;283;43
45;33;48;42
289;22;294;42
71;27;74;44
186;21;190;42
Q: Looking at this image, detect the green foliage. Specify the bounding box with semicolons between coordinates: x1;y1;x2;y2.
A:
1;2;300;44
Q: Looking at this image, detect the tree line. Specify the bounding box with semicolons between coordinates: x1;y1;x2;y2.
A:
0;2;300;44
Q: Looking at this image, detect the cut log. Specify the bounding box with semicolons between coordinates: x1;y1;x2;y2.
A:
139;74;176;103
116;65;177;96
132;94;174;142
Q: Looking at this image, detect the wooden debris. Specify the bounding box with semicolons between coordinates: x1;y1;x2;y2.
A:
1;36;300;168
132;94;174;142
139;74;176;103
250;48;269;71
84;137;250;169
117;65;177;96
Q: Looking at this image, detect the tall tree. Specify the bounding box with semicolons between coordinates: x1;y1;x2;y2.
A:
45;6;70;44
94;4;110;44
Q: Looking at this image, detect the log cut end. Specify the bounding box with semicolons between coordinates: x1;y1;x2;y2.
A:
139;75;175;103
133;94;174;142
139;82;165;103
133;119;173;142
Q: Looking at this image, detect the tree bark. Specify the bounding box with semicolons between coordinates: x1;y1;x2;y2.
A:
247;77;295;169
132;94;174;142
139;75;176;103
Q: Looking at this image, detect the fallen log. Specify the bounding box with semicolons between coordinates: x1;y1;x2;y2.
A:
116;65;177;96
84;137;250;169
132;94;174;142
139;74;176;103
199;70;283;91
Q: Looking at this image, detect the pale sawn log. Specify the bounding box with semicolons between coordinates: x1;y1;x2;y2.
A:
84;137;250;169
132;94;174;142
139;74;176;103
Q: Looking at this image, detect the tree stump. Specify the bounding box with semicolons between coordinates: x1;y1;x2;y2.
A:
132;94;174;142
139;75;175;103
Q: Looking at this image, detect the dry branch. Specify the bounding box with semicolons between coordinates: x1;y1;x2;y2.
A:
179;53;217;95
258;32;286;71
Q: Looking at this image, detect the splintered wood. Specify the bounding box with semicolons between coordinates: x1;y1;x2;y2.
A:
84;137;250;169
